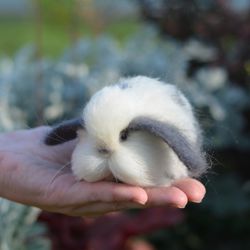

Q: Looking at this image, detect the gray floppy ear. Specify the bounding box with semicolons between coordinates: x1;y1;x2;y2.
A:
45;118;84;145
126;117;208;177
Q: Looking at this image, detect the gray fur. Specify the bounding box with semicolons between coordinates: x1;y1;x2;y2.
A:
45;118;84;145
127;116;208;177
118;82;130;90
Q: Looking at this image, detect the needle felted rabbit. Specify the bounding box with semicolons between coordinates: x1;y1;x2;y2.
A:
45;76;208;187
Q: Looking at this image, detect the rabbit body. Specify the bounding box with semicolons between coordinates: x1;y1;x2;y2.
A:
71;76;203;187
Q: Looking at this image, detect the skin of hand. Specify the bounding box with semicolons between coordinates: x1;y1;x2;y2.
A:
0;126;206;217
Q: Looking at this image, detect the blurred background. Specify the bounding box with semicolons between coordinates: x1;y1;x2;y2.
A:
0;0;250;249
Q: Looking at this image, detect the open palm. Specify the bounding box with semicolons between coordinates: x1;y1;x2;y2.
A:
0;126;206;216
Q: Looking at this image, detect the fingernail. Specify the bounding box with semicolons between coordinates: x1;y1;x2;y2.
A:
177;204;186;209
192;198;203;203
135;197;147;205
170;203;186;209
134;189;148;205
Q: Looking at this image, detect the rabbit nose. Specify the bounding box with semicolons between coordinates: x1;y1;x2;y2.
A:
98;147;111;156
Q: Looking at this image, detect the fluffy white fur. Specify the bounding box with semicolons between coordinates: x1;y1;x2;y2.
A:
72;76;201;187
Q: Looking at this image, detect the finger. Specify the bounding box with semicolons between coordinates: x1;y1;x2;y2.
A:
172;178;206;203
64;201;142;217
82;182;148;204
64;181;148;206
144;186;188;208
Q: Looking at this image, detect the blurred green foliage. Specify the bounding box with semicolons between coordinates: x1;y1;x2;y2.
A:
0;0;140;56
0;20;67;56
39;0;75;24
0;19;140;57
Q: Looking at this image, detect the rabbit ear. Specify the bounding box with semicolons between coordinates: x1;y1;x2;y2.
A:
45;118;84;145
126;117;207;177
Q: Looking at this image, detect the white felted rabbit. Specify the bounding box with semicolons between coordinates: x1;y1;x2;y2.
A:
45;76;208;187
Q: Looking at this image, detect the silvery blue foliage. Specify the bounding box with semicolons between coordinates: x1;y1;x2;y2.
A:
0;70;50;249
0;199;50;250
180;68;250;150
0;54;49;250
0;26;250;150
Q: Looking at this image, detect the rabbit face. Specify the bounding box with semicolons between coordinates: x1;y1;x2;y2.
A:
72;128;189;186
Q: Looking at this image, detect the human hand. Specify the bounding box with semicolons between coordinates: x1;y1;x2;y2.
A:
0;127;206;216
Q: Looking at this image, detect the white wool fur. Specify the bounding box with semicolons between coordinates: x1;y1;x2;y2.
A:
71;76;200;187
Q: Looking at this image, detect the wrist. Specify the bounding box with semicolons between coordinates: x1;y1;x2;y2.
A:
0;149;7;198
0;132;15;198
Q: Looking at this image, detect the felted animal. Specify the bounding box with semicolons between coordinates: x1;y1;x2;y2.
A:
45;76;208;187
